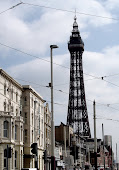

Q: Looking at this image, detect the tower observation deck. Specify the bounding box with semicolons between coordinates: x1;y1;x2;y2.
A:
67;16;91;138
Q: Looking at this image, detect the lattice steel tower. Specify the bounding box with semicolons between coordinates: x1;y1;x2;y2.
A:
67;16;91;137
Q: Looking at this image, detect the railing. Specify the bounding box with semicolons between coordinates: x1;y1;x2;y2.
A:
0;111;14;116
0;111;23;121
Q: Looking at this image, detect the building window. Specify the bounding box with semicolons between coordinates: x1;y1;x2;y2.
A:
16;92;18;102
24;96;27;106
46;128;47;138
11;105;14;112
4;121;9;138
25;112;27;124
32;130;33;143
4;149;7;168
15;151;17;168
42;119;43;131
39;115;40;135
24;129;27;143
8;104;10;112
15;125;17;140
41;106;44;113
39;104;40;113
12;149;14;169
12;123;14;139
41;133;43;146
31;97;33;107
16;108;18;116
32;113;33;126
4;84;6;95
21;126;23;141
21;150;22;168
11;88;13;100
4;102;6;112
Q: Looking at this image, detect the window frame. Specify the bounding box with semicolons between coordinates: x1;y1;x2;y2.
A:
25;112;27;124
4;84;7;95
15;125;17;140
4;149;7;168
3;121;9;138
24;129;27;143
15;150;17;168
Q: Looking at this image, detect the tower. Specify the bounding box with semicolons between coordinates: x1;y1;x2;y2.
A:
67;16;91;137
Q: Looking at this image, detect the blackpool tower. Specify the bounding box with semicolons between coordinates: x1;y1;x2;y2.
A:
67;16;91;137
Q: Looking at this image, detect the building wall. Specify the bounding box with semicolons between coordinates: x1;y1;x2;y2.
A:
0;69;23;170
44;103;51;156
0;69;46;170
104;135;112;147
22;85;45;170
55;122;73;147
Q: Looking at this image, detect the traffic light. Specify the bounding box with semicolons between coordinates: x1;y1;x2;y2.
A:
70;146;75;156
43;150;47;163
60;155;63;160
8;147;12;158
31;143;37;155
76;146;79;159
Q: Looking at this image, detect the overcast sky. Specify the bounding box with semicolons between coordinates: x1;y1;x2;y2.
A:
0;0;119;160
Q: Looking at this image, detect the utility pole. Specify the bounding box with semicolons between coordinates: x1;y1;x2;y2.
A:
116;143;118;170
93;100;97;170
111;137;113;170
50;45;58;170
102;124;105;169
64;125;67;157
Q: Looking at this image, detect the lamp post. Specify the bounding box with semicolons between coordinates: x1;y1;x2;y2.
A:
93;100;97;170
50;45;58;170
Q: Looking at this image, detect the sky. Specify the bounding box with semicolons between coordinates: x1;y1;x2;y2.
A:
0;0;119;160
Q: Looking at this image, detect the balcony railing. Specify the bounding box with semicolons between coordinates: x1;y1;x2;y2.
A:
0;111;14;116
0;111;24;122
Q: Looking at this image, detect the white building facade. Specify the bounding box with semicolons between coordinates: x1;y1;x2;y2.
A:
44;103;51;169
44;103;51;156
0;68;24;170
0;69;47;170
22;85;45;170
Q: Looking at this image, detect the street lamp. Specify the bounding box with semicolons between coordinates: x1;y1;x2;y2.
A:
50;45;58;170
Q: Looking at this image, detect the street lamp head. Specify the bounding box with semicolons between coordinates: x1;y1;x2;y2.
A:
50;45;59;49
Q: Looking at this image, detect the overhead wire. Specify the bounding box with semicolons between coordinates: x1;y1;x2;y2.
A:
1;77;119;124
96;117;119;123
14;77;119;112
14;77;69;95
85;111;119;124
0;41;119;112
0;2;23;15
0;42;69;69
22;2;119;21
102;79;119;88
101;73;119;78
0;0;118;21
0;1;119;115
86;99;119;112
1;1;119;132
1;43;119;87
1;42;110;85
0;1;119;83
0;42;102;79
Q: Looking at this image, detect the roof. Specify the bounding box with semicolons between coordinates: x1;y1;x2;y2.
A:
0;68;23;90
23;85;45;103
